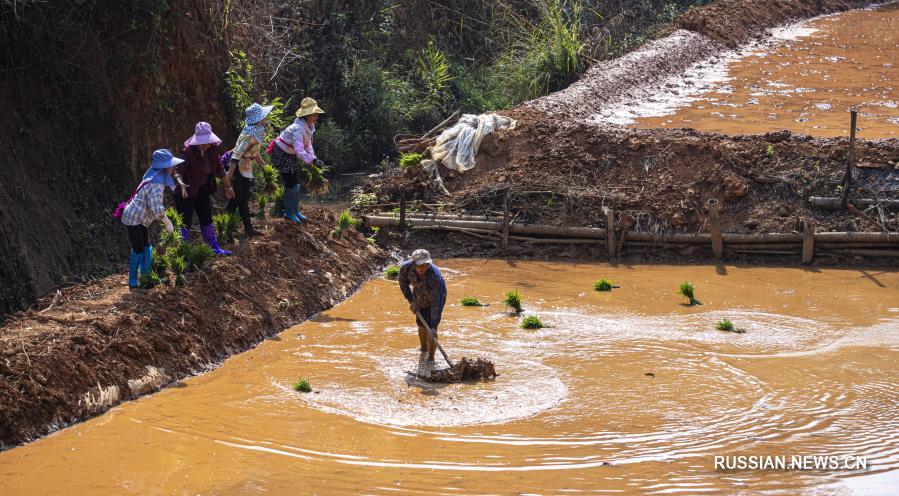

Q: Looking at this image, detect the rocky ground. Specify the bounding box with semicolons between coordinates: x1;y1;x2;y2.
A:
0;208;388;448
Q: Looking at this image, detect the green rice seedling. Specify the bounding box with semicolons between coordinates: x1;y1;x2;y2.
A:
520;315;545;330
384;265;400;279
152;254;168;279
258;164;280;196
334;210;361;236
304;160;330;196
399;152;423;170
213;212;239;243
679;281;702;306
460;296;484;307
138;271;163;290
159;228;181;251
293;378;312;393
715;319;745;333
503;290;523;313
168;255;188;286
165;207;184;229
766;144;776;158
593;278;614;292
270;185;285;217
351;192;378;208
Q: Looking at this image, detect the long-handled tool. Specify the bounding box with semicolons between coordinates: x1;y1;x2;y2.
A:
415;310;454;368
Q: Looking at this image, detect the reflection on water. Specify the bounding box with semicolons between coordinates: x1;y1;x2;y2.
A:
632;4;899;138
0;260;896;495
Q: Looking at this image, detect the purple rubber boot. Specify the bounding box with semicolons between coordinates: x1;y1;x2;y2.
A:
180;226;190;241
201;224;232;256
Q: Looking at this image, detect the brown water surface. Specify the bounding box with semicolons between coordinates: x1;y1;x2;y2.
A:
634;5;899;138
1;261;897;495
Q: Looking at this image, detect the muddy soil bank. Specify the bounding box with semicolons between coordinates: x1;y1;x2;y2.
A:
373;109;899;237
526;0;879;120
0;208;388;448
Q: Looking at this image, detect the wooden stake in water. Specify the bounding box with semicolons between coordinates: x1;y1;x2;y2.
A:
708;199;723;259
840;110;858;209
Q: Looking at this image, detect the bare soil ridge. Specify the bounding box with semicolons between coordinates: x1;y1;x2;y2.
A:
0;208;389;448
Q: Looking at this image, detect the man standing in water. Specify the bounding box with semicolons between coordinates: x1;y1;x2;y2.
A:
398;249;447;361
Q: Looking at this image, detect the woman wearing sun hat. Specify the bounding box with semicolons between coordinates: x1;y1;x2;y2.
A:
268;97;325;223
226;102;272;236
120;149;183;288
176;121;234;255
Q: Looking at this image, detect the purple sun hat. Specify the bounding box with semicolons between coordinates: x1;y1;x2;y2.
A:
184;121;222;148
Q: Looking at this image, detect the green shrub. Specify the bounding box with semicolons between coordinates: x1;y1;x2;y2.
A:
223;50;253;132
593;278;614;292
384;265;400;279
314;121;353;173
503;290;523;313
334;210;362;236
399;152;423;170
715;319;745;333
520;315;546;329
165;207;184;229
213;212;239;243
138;271;163;290
293;378;312;393
460;296;483;307
679;281;702;306
417;40;453;111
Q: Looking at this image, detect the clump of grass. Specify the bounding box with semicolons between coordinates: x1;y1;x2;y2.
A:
152;254;168;279
520;315;546;330
138;271;164;290
333;210;362;236
269;185;285;217
399;152;423;170
168;255;188;286
460;296;484;307
715;319;745;334
178;242;215;271
593;278;614;292
213;212;239;243
384;265;400;279
254;192;269;219
679;281;702;306
293;378;312;393
258;164;280;196
503;290;523;313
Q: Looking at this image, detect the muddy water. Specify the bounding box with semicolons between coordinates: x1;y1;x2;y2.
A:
2;261;898;495
632;4;899;138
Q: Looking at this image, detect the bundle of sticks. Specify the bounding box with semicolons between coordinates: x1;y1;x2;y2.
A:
394;109;460;153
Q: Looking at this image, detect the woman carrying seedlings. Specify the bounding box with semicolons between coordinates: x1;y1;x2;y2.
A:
268;97;325;223
176;122;234;255
226;102;272;236
398;249;447;362
120;149;182;288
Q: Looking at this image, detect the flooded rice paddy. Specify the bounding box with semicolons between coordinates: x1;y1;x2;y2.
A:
624;4;899;138
0;260;897;495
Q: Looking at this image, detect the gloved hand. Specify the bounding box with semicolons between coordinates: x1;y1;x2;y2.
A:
314;158;325;169
161;215;174;234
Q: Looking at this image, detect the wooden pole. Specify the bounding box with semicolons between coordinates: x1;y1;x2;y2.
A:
502;188;511;249
708;199;723;258
399;189;406;233
840;110;857;209
802;219;815;265
604;207;616;258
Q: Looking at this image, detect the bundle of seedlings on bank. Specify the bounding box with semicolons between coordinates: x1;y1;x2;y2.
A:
254;192;269;219
384;265;400;279
270;185;285;217
503;290;523;314
167;255;188;286
293;378;312;393
333;210;361;236
399;152;423;170
520;315;546;329
213;212;239;243
460;296;486;307
138;270;164;290
593;278;616;292
165;207;185;230
258;164;280;196
715;319;745;334
304;161;330;196
679;282;702;306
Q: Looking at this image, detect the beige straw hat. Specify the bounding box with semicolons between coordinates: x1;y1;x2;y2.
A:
296;97;325;118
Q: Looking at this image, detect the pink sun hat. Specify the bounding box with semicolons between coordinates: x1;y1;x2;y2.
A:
184;121;222;147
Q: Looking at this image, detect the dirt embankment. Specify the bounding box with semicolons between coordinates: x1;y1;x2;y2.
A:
0;208;389;449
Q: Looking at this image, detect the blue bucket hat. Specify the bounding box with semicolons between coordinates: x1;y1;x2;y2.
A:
245;103;274;126
150;149;185;170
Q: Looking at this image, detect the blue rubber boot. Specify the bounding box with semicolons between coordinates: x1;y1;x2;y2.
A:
141;245;153;277
283;186;302;223
291;186;306;221
128;250;141;288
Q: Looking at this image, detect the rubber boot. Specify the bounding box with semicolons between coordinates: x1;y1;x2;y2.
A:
128;250;141;288
292;186;307;221
141;245;153;277
243;217;262;236
180;226;190;241
201;224;232;256
282;186;301;223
